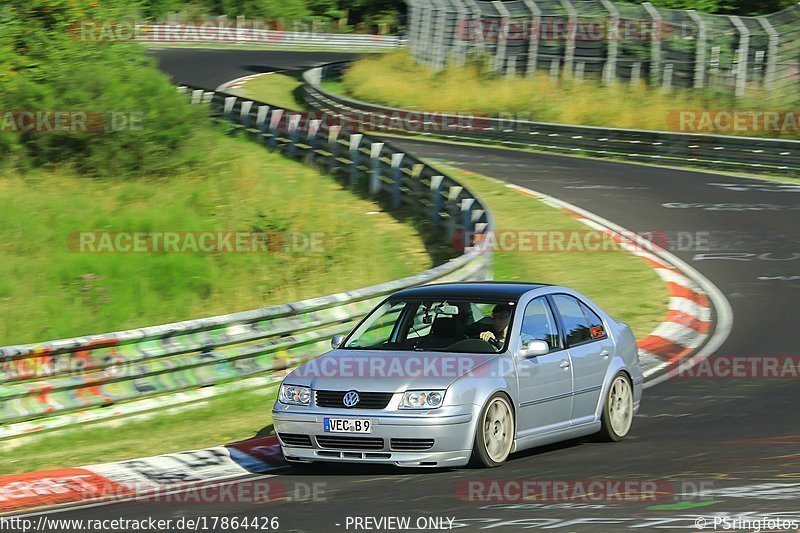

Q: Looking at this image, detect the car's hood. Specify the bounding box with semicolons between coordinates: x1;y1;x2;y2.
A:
285;349;500;392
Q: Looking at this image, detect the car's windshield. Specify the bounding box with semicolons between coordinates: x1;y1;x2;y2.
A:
343;298;517;353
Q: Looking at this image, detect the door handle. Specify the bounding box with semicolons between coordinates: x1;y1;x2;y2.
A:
600;349;610;358
559;360;571;369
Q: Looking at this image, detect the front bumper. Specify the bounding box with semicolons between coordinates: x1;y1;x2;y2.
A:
272;403;479;467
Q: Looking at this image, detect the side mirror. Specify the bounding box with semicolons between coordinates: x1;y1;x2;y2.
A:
519;340;549;358
331;334;345;349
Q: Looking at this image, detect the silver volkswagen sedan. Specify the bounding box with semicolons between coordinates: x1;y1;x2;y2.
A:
273;282;643;468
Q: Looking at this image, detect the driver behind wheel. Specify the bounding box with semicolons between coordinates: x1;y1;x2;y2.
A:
467;304;512;348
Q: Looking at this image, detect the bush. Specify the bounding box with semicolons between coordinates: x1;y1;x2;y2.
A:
0;0;209;178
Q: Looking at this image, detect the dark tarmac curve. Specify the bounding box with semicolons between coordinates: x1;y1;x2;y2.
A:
26;49;800;532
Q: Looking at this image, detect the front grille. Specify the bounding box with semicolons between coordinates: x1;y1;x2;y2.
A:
390;438;435;451
315;390;393;409
315;435;385;450
278;433;313;447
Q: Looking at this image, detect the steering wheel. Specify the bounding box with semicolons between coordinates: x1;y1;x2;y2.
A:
444;338;497;354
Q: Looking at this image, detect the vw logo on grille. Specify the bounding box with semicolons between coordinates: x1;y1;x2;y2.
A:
342;390;360;407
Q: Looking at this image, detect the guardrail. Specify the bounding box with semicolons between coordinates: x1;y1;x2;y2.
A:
130;24;403;49
0;86;493;438
301;62;800;177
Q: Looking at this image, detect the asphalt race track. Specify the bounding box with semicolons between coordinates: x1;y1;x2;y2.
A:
26;49;800;532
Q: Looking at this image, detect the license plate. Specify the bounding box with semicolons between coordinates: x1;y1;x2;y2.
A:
323;418;371;433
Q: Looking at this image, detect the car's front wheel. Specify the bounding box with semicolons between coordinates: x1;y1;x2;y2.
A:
598;372;634;441
470;393;515;467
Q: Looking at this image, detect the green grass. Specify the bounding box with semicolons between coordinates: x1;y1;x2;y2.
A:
0;131;431;346
0;386;279;475
440;164;668;339
336;51;799;139
238;72;308;110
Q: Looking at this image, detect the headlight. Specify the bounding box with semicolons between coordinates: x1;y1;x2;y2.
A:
279;384;311;406
400;390;445;409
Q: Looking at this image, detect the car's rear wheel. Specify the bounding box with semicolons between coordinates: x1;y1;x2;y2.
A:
470;393;515;467
598;372;633;441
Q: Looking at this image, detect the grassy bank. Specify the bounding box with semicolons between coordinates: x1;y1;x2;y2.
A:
0;130;430;346
237;72;309;110
336;51;799;139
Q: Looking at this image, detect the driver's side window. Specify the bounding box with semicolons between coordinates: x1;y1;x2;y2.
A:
520;298;561;351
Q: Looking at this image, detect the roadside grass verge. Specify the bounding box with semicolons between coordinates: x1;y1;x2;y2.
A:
237;72;309;110
337;51;799;139
0;129;431;346
0;386;279;476
439;164;668;339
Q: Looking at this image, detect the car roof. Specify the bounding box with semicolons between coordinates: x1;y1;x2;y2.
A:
391;281;550;301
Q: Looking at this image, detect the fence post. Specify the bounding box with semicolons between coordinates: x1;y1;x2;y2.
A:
349;133;363;188
662;63;673;91
269;108;284;149
687;10;707;89
550;58;560;81
432;0;449;71
370;142;385;195
494;1;510;75
642;3;662;86
391;153;405;208
631;62;641;85
307;119;321;157
461;198;475;247
522;0;541;76
430;175;444;226
757;16;779;91
224;96;237;120
288;114;301;158
328;125;342;174
191;89;204;105
600;0;619;85
256;105;270;143
729;16;749;97
240;100;253;128
559;0;577;76
447;185;463;241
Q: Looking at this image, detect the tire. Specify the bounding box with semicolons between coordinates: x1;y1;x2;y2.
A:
598;372;634;442
470;393;515;468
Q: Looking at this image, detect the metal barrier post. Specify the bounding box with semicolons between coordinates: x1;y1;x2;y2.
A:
269;109;284;148
224;96;237;120
370;142;385;195
391;153;405;208
288;114;301;158
256;105;270;144
349;133;363;188
430;175;444;226
240;100;254;128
